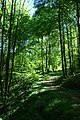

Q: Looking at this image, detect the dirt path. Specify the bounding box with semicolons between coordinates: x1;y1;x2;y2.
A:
29;76;62;96
9;76;80;120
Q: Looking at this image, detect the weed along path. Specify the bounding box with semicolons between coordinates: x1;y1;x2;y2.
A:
9;75;80;120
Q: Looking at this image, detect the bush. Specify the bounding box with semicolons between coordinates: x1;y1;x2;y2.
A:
62;73;80;89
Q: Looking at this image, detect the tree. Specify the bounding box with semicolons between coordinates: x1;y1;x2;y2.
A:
0;0;30;105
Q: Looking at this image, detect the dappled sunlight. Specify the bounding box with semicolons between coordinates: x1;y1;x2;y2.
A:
0;0;80;119
9;88;80;120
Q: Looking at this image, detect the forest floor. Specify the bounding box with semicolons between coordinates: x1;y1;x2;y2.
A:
8;73;80;120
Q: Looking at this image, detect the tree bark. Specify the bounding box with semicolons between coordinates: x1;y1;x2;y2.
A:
7;0;17;97
70;27;74;73
66;24;72;74
76;2;80;69
62;20;67;77
58;7;65;77
5;0;14;103
46;39;48;71
0;0;6;102
48;42;51;72
41;36;44;75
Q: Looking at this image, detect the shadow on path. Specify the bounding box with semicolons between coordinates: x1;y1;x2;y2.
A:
9;76;80;120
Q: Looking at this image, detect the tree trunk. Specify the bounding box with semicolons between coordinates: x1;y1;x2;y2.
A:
7;0;17;97
46;40;48;71
5;0;14;103
70;27;74;73
62;21;67;77
76;2;80;69
41;36;44;75
0;0;6;102
66;24;72;74
48;42;51;72
58;7;65;77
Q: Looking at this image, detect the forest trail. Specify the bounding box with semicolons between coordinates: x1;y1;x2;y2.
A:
29;76;62;96
29;75;80;103
9;75;80;120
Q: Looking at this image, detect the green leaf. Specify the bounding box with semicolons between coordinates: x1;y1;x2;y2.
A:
0;10;2;15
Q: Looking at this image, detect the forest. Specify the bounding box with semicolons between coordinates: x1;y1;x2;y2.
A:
0;0;80;120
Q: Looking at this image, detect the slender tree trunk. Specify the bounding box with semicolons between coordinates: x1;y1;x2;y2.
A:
7;0;17;97
46;38;50;73
58;8;65;77
41;36;44;75
66;24;72;74
62;21;67;77
46;34;51;73
8;23;18;97
76;2;80;69
5;0;14;103
0;0;6;102
48;42;51;71
70;27;74;73
46;40;48;71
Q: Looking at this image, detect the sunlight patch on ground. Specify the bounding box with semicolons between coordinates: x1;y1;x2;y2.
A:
43;85;61;90
27;75;61;101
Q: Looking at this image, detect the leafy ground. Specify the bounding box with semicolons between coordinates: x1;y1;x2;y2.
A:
8;73;80;120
